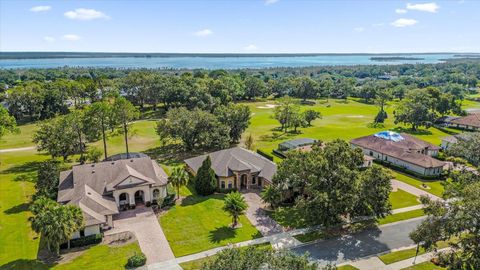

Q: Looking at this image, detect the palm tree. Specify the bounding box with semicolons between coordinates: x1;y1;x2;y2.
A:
223;192;248;228
261;185;282;209
169;167;189;199
30;197;84;255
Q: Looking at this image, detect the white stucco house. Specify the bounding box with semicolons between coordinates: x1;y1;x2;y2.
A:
351;131;445;176
57;155;168;239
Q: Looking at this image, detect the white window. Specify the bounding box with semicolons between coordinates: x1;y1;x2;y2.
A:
221;181;226;189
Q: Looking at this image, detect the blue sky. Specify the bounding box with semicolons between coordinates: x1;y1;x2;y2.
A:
0;0;478;53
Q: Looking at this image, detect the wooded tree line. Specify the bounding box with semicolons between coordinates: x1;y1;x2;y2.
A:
2;61;478;124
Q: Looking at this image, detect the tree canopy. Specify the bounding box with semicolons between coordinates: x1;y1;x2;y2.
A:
272;140;392;227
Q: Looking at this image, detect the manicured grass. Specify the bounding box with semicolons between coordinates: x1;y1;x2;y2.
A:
52;243;141;270
378;240;450;265
389;189;420;210
0;150;49;268
244;99;455;155
179;243;271;270
401;261;446;270
391;171;445;198
0;123;37;149
159;190;262;257
337;265;359;270
266;206;306;229
377;209;425;225
294;230;328;243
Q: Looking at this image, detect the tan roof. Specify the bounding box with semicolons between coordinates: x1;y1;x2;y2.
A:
184;147;277;182
351;133;444;168
57;156;168;226
450;113;480;128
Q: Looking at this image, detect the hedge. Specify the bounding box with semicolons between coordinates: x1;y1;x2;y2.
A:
257;149;274;161
60;233;102;249
374;160;445;180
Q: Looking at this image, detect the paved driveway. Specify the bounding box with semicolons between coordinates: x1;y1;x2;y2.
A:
391;180;441;201
242;191;284;236
105;207;175;264
291;217;425;266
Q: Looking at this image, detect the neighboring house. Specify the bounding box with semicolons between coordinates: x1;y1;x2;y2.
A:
278;138;317;152
448;113;480;131
57;156;168;239
441;132;474;150
184;147;277;190
350;131;445;176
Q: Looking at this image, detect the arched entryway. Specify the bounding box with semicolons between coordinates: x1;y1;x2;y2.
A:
134;190;144;205
119;192;129;207
240;174;248;189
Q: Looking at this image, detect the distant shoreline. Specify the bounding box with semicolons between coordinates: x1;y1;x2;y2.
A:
0;51;478;60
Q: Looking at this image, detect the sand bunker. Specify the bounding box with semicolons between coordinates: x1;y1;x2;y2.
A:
346;115;365;118
257;104;278;109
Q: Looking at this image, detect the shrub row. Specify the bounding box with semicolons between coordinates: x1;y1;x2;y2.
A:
272;149;287;159
374;160;444;180
60;233;102;249
257;149;274;161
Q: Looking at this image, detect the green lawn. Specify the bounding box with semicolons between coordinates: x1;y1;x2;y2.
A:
337;265;359;270
378;240;450;265
160;187;261;257
51;243;141;270
378;209;425;225
179;243;271;270
401;261;445;270
391;171;445;198
244;99;455;154
389;189;420;210
266;206;306;229
0;123;38;149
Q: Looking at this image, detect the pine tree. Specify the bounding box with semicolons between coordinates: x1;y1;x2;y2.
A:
194;156;217;196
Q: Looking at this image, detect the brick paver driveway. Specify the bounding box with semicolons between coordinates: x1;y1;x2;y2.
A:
105;207;175;264
242;191;284;236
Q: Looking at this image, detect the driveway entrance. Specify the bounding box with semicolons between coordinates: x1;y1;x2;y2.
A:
105;207;175;264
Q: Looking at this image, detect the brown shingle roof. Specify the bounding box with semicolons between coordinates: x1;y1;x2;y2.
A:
57;156;168;226
450;113;480;128
184;147;277;182
350;133;444;168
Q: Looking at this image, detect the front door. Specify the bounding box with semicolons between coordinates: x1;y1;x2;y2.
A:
240;174;247;189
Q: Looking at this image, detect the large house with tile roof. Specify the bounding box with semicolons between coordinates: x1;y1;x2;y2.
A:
57;156;168;239
350;131;445;176
184;147;277;190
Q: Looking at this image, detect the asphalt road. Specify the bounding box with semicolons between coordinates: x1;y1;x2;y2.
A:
291;217;425;265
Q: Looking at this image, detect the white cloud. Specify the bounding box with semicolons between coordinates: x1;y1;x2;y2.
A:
30;6;51;12
406;2;439;13
62;34;81;41
64;8;110;20
395;9;407;14
391;18;418;27
264;0;279;5
43;36;55;43
194;29;213;37
353;27;365;32
243;44;259;51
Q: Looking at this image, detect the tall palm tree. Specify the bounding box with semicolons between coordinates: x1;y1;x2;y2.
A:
170;167;189;199
223;192;248;228
30;197;83;255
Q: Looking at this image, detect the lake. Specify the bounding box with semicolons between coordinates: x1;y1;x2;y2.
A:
0;53;457;69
